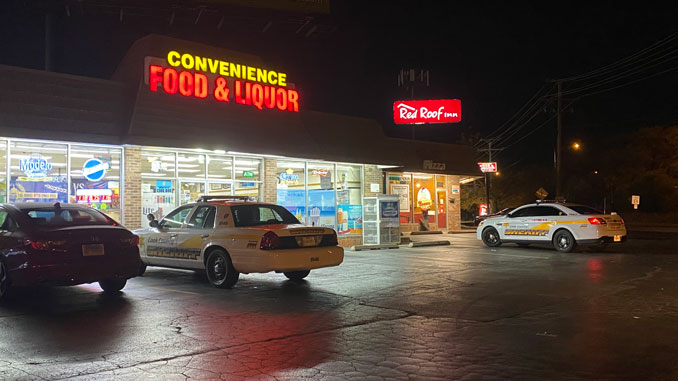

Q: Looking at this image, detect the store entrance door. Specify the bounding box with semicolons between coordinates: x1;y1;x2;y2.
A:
437;190;447;229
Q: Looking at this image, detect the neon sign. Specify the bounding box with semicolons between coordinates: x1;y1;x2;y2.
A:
393;99;461;124
147;51;299;113
478;162;497;173
20;157;52;178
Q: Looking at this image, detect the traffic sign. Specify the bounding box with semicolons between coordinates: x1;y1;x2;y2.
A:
535;187;549;200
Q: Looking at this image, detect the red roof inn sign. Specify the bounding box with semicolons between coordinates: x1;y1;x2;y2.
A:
146;51;299;112
478;162;497;173
393;99;461;124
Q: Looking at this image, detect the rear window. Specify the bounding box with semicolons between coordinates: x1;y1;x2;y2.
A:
231;205;300;227
23;207;113;227
568;205;603;215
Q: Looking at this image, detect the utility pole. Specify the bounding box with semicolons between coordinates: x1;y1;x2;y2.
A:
397;69;429;141
555;80;562;198
478;139;502;214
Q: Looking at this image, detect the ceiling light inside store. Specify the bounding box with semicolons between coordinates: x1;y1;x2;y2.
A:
213;150;226;154
142;173;166;177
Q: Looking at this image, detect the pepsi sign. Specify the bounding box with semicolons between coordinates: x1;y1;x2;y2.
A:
82;159;110;181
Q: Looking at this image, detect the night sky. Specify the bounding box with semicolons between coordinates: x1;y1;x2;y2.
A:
2;1;677;166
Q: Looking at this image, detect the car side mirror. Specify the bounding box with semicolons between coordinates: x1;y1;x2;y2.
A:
150;220;160;228
507;213;514;218
147;214;156;221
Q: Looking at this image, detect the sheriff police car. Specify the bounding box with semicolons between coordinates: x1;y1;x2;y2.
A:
477;202;627;252
134;196;344;288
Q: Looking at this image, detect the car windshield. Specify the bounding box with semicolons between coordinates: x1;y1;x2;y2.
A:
231;205;300;227
22;207;113;227
568;205;603;215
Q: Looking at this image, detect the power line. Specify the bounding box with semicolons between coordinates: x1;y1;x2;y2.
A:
556;32;678;82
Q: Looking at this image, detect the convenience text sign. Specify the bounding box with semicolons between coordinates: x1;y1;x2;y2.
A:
393;99;461;124
147;51;299;113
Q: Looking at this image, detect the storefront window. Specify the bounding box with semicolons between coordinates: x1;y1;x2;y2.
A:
207;155;232;180
387;172;412;223
180;181;206;204
413;174;435;225
234;157;262;200
177;152;206;179
0;141;7;203
69;145;122;222
141;150;175;178
208;182;232;196
9;141;68;203
336;164;362;235
142;179;176;227
307;162;335;229
276;160;305;223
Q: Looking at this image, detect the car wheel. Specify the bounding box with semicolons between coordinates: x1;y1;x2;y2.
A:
99;278;127;293
0;260;9;300
553;230;576;253
481;227;502;247
206;249;239;289
284;270;310;281
138;263;147;276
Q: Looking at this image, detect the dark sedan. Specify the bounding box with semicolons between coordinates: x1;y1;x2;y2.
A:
0;202;141;300
474;208;514;226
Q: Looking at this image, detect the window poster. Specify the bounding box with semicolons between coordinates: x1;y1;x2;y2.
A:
390;183;410;212
308;189;335;229
337;204;362;235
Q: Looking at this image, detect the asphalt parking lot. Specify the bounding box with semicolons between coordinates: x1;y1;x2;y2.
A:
2;234;678;380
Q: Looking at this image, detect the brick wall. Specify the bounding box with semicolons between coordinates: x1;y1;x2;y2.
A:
263;158;278;203
446;175;462;230
123;146;142;229
363;165;382;197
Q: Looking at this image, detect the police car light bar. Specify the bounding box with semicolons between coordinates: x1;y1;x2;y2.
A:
198;195;255;203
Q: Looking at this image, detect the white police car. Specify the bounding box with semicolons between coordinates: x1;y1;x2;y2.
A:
134;196;344;288
477;202;627;252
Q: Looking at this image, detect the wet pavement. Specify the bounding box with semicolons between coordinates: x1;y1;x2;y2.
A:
2;234;678;380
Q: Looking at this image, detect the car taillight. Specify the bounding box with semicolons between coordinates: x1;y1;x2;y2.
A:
620;218;625;225
260;231;281;250
121;235;140;246
588;217;606;225
28;240;67;251
323;232;338;246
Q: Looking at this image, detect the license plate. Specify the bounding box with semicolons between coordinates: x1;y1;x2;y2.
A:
613;235;622;242
296;236;318;247
82;243;104;256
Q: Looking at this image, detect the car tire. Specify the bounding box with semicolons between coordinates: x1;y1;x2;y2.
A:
0;260;9;300
99;278;127;293
553;230;576;253
481;227;502;247
284;270;310;281
138;263;147;276
206;249;239;289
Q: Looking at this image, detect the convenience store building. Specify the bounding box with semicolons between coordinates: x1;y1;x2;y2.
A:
0;34;480;246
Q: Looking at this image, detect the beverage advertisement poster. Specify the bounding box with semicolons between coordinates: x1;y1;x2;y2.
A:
308;189;335;228
337;204;363;235
277;189;306;223
10;177;68;203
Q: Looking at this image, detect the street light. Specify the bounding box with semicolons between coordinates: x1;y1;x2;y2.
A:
571;141;581;150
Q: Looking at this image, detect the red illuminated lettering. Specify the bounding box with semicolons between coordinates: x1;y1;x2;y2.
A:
194;73;208;98
235;80;246;105
287;90;299;112
276;88;287;111
214;77;230;102
163;68;178;94
264;86;275;109
149;65;163;92
178;71;193;97
251;84;264;110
